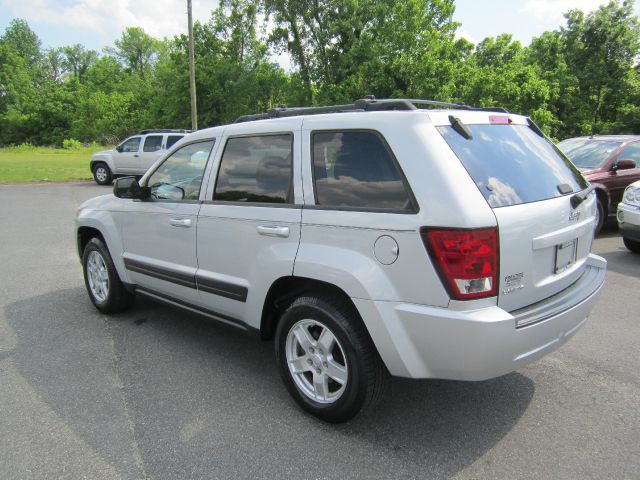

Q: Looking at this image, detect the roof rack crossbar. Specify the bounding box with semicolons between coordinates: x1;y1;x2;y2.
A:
234;97;509;123
137;129;192;135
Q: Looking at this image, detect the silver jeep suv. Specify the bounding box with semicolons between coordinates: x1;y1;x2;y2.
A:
90;129;190;185
76;98;606;422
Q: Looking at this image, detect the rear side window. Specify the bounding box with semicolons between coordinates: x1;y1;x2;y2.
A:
214;134;292;204
558;138;621;169
312;131;413;211
166;135;183;149
438;124;588;208
143;135;163;152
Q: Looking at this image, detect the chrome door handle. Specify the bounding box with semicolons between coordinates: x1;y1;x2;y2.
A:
257;225;290;238
169;217;192;228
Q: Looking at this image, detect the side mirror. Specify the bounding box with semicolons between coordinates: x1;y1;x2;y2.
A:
114;176;144;199
115;145;123;153
613;158;636;171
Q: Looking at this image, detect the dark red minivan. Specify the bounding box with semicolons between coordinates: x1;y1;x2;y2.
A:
558;135;640;233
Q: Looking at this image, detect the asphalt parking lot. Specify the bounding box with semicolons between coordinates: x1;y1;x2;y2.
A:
0;182;639;480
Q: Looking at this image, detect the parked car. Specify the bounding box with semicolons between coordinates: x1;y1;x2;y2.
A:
76;98;606;422
557;135;640;233
90;129;190;185
617;180;640;253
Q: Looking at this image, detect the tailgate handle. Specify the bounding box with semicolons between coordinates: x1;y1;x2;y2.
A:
257;225;290;238
169;217;192;228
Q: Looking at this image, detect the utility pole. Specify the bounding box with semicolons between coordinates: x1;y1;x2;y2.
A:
187;0;198;130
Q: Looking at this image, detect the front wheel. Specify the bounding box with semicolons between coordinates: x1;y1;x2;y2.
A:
275;295;388;423
623;237;640;253
82;237;134;313
93;163;113;185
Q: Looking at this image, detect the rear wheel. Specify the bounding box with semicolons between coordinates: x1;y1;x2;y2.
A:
623;237;640;253
82;237;134;313
93;163;112;185
275;294;388;423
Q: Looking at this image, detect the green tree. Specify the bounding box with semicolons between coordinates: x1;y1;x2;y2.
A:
43;48;65;82
529;1;640;137
107;27;160;77
62;44;99;80
0;18;42;72
264;0;459;103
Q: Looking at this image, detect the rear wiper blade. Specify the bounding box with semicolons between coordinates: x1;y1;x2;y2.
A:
570;185;595;209
448;115;473;140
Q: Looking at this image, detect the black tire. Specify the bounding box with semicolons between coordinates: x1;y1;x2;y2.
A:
594;198;605;235
82;237;134;313
623;237;640;253
93;162;113;185
275;294;388;423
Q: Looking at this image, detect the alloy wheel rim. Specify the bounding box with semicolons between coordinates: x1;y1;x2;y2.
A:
96;168;107;182
87;250;109;303
285;319;348;404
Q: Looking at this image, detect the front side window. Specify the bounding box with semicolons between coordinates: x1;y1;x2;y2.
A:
147;140;214;201
312;131;413;210
143;135;163;152
214;134;292;204
120;137;141;153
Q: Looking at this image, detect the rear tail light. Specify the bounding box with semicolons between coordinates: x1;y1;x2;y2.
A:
421;227;499;300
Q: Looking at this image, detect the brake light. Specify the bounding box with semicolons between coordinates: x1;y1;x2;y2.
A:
421;227;499;300
489;115;512;124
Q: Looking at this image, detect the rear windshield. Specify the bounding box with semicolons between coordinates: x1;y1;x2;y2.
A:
438;124;588;208
557;138;622;169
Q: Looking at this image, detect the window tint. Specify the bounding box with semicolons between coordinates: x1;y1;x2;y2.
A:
121;137;141;153
143;135;163;152
618;143;640;163
312;131;412;210
438;124;588;208
557;138;622;169
166;135;183;149
147;140;214;201
214;134;292;203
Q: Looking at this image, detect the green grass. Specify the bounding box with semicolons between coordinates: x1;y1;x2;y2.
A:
0;145;109;183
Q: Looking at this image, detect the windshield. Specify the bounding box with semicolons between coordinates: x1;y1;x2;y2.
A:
438;124;588;208
556;138;621;169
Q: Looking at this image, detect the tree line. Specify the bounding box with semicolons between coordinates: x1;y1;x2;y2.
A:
0;0;638;146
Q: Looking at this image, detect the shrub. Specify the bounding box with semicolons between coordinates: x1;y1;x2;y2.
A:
62;138;82;150
3;143;35;152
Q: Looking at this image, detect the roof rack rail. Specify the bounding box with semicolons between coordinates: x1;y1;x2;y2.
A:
234;97;508;123
137;129;193;135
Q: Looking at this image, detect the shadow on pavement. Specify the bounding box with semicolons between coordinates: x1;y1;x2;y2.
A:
5;288;535;479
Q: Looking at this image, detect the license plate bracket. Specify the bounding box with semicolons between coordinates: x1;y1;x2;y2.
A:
555;239;577;274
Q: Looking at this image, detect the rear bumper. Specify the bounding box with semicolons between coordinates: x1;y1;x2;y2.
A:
617;203;640;242
356;254;607;380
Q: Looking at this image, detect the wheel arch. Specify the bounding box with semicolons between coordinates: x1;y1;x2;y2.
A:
90;156;115;174
77;226;105;259
593;185;610;214
76;213;129;284
260;276;361;341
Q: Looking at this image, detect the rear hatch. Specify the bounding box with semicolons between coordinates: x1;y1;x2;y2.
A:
435;113;594;312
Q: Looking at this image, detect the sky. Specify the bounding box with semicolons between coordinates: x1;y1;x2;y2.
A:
0;0;638;58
